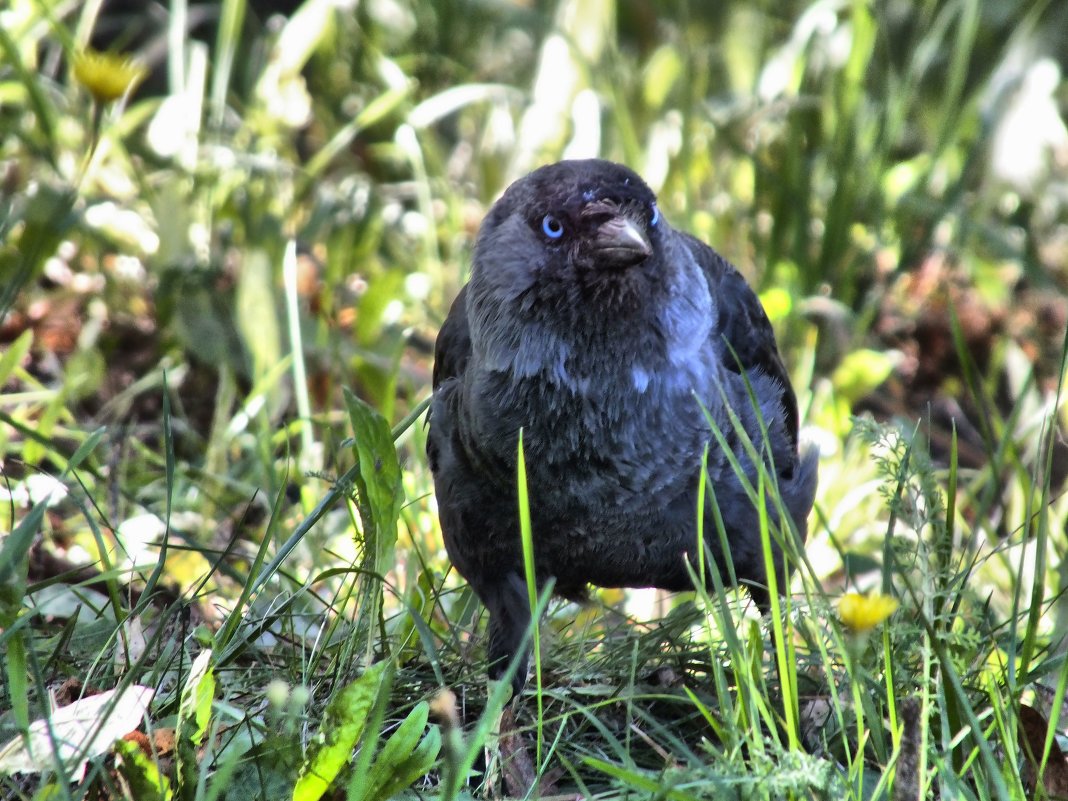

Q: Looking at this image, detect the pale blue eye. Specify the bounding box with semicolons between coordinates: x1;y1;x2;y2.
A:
650;203;660;226
542;214;564;239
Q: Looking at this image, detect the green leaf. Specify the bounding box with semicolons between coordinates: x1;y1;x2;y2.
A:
758;286;793;324
354;702;440;801
177;650;216;795
236;248;283;410
642;45;682;110
0;499;47;606
583;756;689;799
271;0;337;75
343;389;403;570
345;390;403;663
292;661;388;801
66;427;106;473
28;780;66;800
181;650;216;743
371;702;428;775
22;385;67;467
1;625;29;734
113;738;173;801
365;727;441;801
0;329;32;387
161;268;245;373
0;185;76;318
832;348;898;403
353;270;405;348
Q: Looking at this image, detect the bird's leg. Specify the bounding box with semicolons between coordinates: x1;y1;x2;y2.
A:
747;583;772;617
483;572;532;697
480;573;531;797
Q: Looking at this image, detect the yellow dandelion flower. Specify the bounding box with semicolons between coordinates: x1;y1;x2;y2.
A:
838;592;899;633
73;48;147;104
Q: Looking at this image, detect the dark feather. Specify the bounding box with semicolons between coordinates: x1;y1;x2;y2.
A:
683;233;801;452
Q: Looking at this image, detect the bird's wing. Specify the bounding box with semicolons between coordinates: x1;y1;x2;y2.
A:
427;285;472;472
432;284;472;390
682;234;800;450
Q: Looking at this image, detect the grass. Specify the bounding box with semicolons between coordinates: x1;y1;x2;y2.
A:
2;0;1068;798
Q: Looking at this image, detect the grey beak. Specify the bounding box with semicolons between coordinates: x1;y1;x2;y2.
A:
590;216;652;267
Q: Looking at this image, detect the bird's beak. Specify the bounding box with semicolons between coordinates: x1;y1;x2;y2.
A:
590;216;652;267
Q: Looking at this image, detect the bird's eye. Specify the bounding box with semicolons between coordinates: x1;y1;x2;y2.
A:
650;203;660;227
541;214;564;240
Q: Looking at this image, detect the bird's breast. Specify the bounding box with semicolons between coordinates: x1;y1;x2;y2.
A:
465;355;720;515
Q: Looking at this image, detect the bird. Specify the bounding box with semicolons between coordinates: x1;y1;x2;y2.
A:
427;159;818;694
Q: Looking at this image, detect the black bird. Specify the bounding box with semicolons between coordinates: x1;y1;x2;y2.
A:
427;160;818;693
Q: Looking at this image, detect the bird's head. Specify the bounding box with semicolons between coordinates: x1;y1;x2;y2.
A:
503;159;659;270
464;160;715;380
469;160;671;324
486;159;659;269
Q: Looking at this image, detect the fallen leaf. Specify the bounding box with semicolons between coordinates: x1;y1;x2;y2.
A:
1018;704;1068;800
0;685;155;777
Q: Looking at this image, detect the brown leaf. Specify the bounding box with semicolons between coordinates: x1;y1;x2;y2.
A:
1018;704;1068;800
499;707;560;798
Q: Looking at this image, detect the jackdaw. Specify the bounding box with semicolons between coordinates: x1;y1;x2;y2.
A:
427;159;819;693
